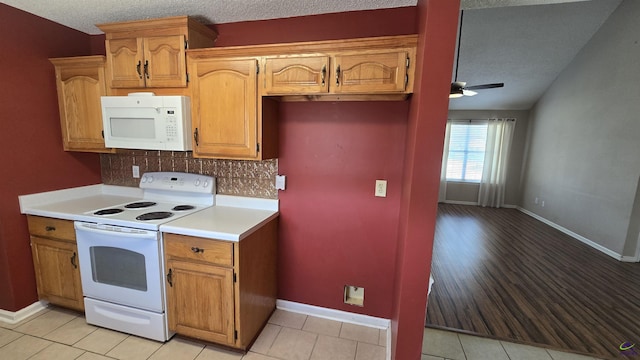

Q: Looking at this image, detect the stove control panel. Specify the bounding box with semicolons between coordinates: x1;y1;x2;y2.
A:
140;172;215;194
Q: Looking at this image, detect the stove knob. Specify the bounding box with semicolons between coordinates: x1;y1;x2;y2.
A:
194;179;201;186
203;181;209;188
147;176;154;183
141;176;147;183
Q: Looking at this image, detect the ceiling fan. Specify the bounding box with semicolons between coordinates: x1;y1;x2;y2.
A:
450;10;504;99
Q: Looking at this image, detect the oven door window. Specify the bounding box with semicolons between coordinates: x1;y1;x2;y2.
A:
90;246;147;291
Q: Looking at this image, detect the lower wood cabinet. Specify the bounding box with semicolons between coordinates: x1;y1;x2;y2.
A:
27;216;84;311
163;217;278;349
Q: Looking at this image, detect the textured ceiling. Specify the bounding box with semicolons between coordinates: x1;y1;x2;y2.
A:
1;0;624;110
450;0;622;110
0;0;417;35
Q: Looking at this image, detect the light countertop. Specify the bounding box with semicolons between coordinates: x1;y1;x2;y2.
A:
19;185;278;241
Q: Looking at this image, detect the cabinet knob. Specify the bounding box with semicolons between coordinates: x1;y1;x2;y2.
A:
136;60;142;79
45;226;56;231
191;247;204;253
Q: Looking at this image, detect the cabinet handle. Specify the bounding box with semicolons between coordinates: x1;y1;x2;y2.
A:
321;65;326;86
45;226;56;232
166;269;173;287
144;60;149;79
136;61;142;79
191;247;204;253
193;128;199;147
335;65;341;86
70;252;77;269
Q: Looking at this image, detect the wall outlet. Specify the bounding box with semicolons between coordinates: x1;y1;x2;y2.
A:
132;165;140;178
534;197;539;205
541;200;545;207
375;180;387;197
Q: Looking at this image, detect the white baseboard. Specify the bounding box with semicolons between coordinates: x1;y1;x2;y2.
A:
517;207;623;261
276;299;390;329
441;201;517;209
0;301;49;325
441;200;477;206
276;300;391;359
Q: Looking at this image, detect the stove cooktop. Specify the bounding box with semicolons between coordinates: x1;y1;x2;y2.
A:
78;172;215;230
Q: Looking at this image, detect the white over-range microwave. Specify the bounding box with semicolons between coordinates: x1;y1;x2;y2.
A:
101;93;192;151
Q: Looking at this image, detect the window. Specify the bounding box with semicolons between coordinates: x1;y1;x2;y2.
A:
446;122;488;182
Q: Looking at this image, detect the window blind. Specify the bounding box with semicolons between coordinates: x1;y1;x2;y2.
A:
446;122;488;182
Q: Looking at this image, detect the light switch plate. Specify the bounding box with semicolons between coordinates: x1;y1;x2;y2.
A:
275;175;286;190
132;165;140;178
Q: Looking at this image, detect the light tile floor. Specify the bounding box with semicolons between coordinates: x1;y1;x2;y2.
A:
0;306;386;360
0;306;605;360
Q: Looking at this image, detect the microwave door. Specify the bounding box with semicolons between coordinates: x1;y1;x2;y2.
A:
103;107;165;150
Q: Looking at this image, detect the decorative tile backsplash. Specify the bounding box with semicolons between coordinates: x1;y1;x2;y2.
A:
100;150;278;199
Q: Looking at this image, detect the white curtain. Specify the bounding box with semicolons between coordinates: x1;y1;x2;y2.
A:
438;121;452;202
478;118;516;208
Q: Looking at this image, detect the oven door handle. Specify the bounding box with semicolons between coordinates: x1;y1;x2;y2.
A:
74;222;157;240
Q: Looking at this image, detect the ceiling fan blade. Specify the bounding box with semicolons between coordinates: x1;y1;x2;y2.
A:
465;83;504;91
463;89;477;96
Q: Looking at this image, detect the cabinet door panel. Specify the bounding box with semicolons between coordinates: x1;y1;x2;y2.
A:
52;56;112;153
166;260;235;345
264;56;329;94
144;35;187;88
106;38;144;88
31;237;84;311
190;58;258;159
60;76;104;150
334;51;408;94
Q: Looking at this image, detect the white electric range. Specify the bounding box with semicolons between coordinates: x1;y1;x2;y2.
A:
74;172;214;342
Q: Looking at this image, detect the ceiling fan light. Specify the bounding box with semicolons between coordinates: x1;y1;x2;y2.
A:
449;87;464;98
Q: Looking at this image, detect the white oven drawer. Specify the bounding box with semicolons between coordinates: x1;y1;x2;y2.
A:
84;298;172;342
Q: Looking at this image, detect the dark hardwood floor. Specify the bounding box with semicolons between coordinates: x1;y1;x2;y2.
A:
426;204;640;360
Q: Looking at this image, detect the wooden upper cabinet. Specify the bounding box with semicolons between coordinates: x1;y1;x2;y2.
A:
263;56;329;95
49;56;112;153
256;37;416;97
189;57;259;159
98;16;217;89
333;51;410;94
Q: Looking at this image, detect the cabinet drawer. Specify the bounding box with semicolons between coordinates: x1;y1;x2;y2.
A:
164;233;233;267
27;216;75;241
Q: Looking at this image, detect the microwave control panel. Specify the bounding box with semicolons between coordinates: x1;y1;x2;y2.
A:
165;110;178;143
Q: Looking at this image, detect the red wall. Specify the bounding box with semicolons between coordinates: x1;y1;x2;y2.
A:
211;7;416;46
278;102;408;317
0;4;102;311
392;0;460;359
